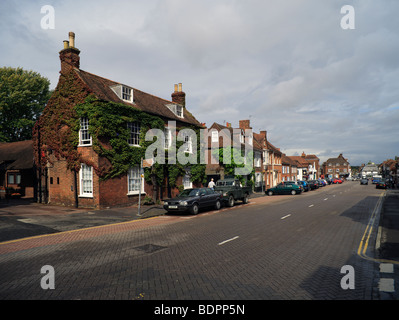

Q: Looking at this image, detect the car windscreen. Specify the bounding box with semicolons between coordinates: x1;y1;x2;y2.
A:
178;189;200;197
216;181;234;186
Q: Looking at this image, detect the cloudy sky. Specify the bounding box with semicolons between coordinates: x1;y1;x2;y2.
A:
1;0;398;166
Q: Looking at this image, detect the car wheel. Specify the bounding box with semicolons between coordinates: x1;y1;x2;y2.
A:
243;194;249;204
215;200;221;210
228;195;235;207
291;190;296;195
190;204;199;215
267;191;273;196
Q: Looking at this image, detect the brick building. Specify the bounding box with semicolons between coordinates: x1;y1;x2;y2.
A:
33;32;204;209
322;153;351;179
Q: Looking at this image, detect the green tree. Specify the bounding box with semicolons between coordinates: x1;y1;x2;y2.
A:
0;67;50;142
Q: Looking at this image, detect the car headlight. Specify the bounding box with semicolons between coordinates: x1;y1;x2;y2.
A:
163;201;168;205
180;201;188;206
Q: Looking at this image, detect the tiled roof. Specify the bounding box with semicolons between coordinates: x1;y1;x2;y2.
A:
0;140;33;170
75;69;203;127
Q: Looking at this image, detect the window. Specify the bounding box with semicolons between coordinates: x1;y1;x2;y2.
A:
128;166;144;194
183;173;192;189
166;104;184;118
183;133;192;153
164;127;171;149
7;173;21;185
127;122;140;146
79;164;93;197
176;105;183;118
211;130;218;143
79;118;92;146
122;86;133;102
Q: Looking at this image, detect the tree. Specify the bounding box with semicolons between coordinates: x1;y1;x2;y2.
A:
0;67;50;142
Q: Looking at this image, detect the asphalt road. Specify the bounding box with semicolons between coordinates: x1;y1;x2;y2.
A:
0;182;394;301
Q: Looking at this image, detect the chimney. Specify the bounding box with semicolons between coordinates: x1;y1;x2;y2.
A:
239;120;252;130
260;130;267;140
171;83;186;108
59;31;80;74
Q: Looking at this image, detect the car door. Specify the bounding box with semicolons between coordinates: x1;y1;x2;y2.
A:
276;185;285;194
198;188;208;207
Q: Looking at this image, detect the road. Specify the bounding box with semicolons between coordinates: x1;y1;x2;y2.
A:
0;182;390;301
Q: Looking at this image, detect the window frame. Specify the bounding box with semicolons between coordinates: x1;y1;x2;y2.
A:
79;117;92;146
127;122;141;147
127;166;145;195
79;164;93;198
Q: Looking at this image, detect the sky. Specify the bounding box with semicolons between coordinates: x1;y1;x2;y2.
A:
1;0;398;166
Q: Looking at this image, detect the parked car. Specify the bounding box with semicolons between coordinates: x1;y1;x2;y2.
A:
163;187;222;215
266;183;302;196
297;180;310;192
332;178;343;184
360;178;368;185
214;178;252;207
372;178;381;184
278;181;304;192
376;180;387;189
307;180;320;190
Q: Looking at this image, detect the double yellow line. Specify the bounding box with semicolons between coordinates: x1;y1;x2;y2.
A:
357;191;399;265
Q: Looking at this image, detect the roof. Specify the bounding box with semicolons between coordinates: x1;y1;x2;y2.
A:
75;69;203;127
0;140;33;170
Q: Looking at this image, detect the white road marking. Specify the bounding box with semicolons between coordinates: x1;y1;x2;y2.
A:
378;278;395;293
218;236;239;246
324;198;328;201
281;214;291;220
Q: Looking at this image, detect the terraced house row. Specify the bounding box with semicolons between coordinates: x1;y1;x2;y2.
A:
1;32;326;209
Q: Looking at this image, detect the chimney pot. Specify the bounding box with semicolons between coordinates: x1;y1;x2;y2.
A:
63;40;69;49
69;32;75;48
178;83;182;92
174;84;178;92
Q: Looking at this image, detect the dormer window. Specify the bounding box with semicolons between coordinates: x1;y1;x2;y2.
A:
166;104;184;118
110;84;134;103
122;86;132;102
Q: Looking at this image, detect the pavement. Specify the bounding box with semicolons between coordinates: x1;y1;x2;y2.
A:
375;189;399;300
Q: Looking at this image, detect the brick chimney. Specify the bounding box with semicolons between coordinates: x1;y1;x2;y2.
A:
239;120;252;130
59;32;80;74
260;130;267;140
171;83;186;108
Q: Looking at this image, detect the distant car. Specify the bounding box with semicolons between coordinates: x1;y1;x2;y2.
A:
307;180;319;190
360;178;368;185
266;183;302;196
376;180;387;189
163;188;222;215
372;178;381;184
332;178;343;184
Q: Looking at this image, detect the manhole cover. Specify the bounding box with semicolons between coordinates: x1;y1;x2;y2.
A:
133;244;167;254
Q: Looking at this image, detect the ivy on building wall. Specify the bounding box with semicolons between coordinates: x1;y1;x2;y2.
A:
34;75;206;194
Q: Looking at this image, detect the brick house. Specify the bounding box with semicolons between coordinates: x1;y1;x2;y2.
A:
204;120;259;187
281;154;298;182
0;140;36;199
33;32;204;209
322;153;351;179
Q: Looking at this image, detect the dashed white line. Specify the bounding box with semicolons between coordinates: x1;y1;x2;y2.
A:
281;214;291;220
324;198;328;201
308;204;314;208
218;236;239;246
